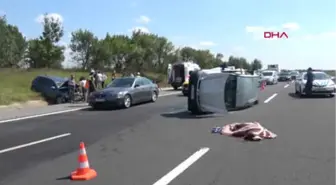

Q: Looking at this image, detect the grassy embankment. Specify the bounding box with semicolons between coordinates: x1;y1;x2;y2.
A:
0;69;168;105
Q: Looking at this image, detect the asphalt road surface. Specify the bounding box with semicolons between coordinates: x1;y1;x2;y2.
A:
0;82;334;185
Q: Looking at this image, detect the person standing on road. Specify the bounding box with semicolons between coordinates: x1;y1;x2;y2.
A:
95;70;102;89
79;76;88;102
101;72;107;88
305;67;314;96
88;72;96;95
68;74;76;103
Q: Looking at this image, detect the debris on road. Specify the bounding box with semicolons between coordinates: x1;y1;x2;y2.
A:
211;122;277;141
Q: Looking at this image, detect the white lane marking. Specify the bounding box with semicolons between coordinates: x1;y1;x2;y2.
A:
0;133;71;154
264;93;278;103
0;91;180;124
159;92;181;97
0;108;87;124
291;80;294;83
153;147;210;185
284;84;290;88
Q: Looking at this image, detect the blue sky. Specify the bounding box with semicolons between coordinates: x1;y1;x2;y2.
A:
1;0;335;69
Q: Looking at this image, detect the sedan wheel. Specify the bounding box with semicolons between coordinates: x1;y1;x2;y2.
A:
123;95;132;108
151;91;158;102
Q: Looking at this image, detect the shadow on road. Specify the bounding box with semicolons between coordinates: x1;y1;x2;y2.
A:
288;92;333;99
80;101;152;111
56;175;71;181
161;110;217;119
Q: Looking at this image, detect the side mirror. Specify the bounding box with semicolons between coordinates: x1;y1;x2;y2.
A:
134;84;140;88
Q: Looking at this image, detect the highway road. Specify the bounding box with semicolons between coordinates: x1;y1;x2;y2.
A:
0;82;334;185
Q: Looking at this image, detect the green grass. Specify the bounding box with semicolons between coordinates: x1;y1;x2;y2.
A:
0;69;168;105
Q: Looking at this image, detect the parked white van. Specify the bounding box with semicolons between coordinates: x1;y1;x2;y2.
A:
167;61;201;90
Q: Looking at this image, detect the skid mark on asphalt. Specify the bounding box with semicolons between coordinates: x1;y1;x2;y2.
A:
152;147;210;185
264;93;278;103
0;133;71;154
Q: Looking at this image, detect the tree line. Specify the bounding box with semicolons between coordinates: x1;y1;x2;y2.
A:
0;13;263;74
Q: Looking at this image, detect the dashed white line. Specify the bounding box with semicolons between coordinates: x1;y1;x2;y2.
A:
284;84;290;88
0;92;180;124
264;93;278;103
0;133;71;154
153;147;210;185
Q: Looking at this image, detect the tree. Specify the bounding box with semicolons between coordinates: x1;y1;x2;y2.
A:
0;16;27;68
25;13;64;68
69;29;97;69
250;59;263;71
2;14;264;74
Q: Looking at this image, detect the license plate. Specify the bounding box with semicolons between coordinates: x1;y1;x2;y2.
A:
95;98;105;102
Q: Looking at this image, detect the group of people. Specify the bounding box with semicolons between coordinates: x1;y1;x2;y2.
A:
67;69;108;103
67;70;142;103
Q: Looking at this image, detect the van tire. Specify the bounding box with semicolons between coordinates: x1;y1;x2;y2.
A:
173;86;178;90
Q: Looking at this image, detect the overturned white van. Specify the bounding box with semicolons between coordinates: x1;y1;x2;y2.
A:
187;67;260;115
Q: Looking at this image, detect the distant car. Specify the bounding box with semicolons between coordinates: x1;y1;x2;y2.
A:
278;71;291;81
31;75;72;104
294;71;335;97
88;76;159;109
290;71;300;80
262;71;278;85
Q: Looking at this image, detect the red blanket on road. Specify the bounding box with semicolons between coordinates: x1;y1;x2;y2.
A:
220;122;277;141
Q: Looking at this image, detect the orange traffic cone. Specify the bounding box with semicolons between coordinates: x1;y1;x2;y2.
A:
260;81;266;91
71;142;97;181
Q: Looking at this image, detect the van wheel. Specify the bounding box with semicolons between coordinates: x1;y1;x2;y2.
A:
173;86;178;90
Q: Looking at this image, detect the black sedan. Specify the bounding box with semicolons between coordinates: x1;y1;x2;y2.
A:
278;72;292;81
88;76;159;109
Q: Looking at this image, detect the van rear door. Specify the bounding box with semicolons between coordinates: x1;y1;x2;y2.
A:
167;64;172;83
198;73;229;114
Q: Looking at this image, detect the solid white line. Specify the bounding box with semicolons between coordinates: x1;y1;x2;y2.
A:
152;147;210;185
264;93;278;103
159;92;181;97
284;84;289;88
0;91;180;124
0;133;71;154
0;108;87;124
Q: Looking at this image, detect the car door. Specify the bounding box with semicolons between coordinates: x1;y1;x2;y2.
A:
132;79;145;103
198;73;229;114
42;79;57;99
141;78;154;100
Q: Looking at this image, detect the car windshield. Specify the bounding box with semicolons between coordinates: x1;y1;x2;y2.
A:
55;81;64;88
304;73;329;80
262;72;273;76
107;77;135;88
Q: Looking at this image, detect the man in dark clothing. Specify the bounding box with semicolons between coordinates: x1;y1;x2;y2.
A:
305;67;314;96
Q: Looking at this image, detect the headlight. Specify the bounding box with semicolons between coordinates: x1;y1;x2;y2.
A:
327;82;336;87
117;91;127;98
